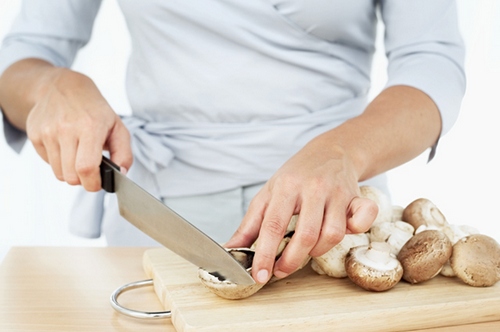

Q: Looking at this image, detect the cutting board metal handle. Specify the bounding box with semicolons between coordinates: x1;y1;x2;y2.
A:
110;279;172;319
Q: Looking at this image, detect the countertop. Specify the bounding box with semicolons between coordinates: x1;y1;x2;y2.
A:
0;247;498;331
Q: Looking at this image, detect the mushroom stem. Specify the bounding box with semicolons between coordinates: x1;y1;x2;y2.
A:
365;242;392;265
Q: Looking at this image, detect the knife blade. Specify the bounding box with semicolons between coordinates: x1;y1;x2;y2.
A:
100;156;255;285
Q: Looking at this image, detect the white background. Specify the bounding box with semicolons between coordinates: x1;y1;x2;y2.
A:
1;0;499;262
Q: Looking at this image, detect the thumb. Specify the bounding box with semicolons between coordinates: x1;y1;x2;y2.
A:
346;197;378;234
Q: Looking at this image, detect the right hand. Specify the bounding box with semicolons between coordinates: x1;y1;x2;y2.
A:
26;68;133;191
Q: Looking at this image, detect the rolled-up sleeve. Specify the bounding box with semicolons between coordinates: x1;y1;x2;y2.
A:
0;0;102;152
381;0;466;138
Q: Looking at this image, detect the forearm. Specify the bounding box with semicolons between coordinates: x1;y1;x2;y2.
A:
309;85;442;182
0;58;65;131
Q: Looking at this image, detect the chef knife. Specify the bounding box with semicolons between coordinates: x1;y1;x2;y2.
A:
100;155;255;285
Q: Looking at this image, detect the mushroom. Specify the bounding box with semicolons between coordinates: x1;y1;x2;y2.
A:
440;224;480;277
311;233;370;278
391;205;405;222
369;220;414;255
345;241;403;292
198;248;264;299
397;229;452;284
402;198;448;231
359;186;392;226
450;234;500;287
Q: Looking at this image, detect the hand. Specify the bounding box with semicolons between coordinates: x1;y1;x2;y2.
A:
26;68;132;191
225;141;378;284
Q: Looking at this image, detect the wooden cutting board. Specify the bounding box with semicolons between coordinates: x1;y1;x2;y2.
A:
143;248;500;332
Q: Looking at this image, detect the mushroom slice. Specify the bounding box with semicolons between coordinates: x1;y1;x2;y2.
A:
450;234;500;287
397;229;452;284
198;248;264;300
312;233;370;278
345;242;403;292
402;198;448;231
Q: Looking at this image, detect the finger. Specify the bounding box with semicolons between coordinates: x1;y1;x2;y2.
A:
309;197;348;257
75;131;106;192
272;198;323;279
251;197;296;284
107;118;133;171
43;135;64;182
224;192;268;249
346;196;378;234
59;135;79;186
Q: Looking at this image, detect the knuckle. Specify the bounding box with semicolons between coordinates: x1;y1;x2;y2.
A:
277;258;301;274
263;217;287;237
295;227;319;248
321;227;345;246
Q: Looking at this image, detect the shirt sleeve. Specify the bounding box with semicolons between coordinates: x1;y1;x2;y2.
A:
381;0;466;145
0;0;103;153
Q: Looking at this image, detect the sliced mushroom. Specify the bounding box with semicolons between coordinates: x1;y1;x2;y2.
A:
345;241;403;292
312;233;370;278
402;198;448;231
198;248;264;299
397;229;452;284
450;234;500;287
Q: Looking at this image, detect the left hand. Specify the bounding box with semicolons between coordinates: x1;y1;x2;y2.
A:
225;140;378;284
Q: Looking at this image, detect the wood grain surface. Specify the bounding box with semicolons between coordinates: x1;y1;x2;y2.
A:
144;247;500;332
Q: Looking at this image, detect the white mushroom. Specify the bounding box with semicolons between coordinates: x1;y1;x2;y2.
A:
359;186;392;226
369;220;414;255
391;205;404;222
345;241;403;292
397;229;453;284
402;198;448;231
312;233;370;278
450;234;500;287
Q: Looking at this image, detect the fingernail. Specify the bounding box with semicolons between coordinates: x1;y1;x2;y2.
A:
273;270;288;279
256;269;269;284
120;166;128;175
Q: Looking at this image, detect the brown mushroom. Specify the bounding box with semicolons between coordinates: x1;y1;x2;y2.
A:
345;241;403;292
397;229;452;284
402;198;448;231
450;234;500;287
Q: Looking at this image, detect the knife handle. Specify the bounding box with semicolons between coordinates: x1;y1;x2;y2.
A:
100;155;120;193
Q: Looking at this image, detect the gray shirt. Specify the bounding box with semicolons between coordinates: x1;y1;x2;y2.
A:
1;0;465;197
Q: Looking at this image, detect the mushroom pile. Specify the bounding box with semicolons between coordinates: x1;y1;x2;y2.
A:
311;186;500;292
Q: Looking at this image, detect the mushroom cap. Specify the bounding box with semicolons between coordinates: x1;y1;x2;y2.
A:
345;242;403;292
312;233;370;278
397;229;452;284
450;234;500;287
359;186;392;225
369;221;414;256
198;248;263;299
402;198;448;231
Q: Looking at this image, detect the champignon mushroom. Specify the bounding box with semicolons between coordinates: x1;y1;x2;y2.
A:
450;234;500;287
359;186;392;226
440;224;480;277
198;248;264;299
397;229;452;284
402;198;448;231
345;241;403;292
312;233;370;278
369;220;414;255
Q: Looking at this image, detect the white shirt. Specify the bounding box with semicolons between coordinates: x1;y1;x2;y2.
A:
0;0;466;238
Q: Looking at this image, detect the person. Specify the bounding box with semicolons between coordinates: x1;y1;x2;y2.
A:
0;0;465;284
